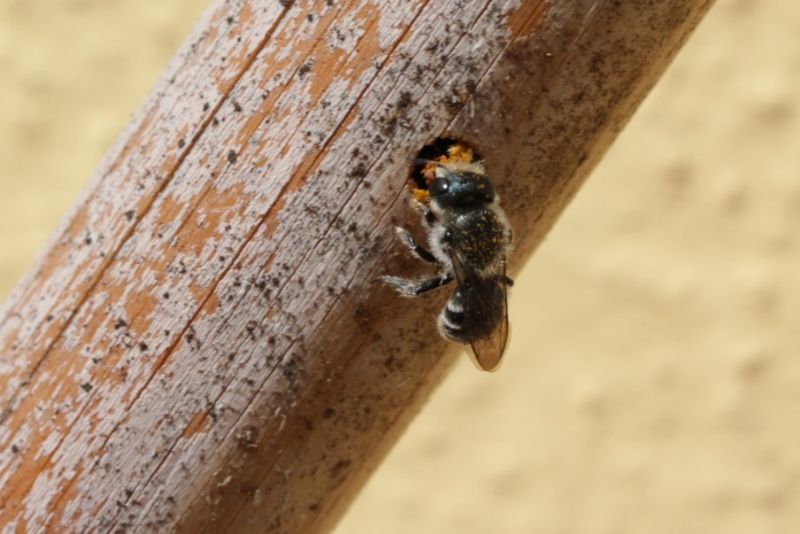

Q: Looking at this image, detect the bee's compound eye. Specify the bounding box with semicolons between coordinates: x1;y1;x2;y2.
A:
429;178;450;197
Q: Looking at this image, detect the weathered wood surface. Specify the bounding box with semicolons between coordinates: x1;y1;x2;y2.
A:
0;0;714;531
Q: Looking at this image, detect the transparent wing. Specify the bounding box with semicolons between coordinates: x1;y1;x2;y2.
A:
448;252;510;372
469;280;509;372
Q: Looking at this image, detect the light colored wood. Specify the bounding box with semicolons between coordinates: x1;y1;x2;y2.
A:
0;0;714;531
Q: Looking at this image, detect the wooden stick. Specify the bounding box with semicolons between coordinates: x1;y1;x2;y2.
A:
0;0;714;531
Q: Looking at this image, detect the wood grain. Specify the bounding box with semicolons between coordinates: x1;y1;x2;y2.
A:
0;0;714;531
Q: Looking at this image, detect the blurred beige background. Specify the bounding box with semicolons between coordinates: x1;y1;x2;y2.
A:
1;1;798;533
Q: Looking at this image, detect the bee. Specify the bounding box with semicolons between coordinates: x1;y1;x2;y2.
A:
382;141;513;371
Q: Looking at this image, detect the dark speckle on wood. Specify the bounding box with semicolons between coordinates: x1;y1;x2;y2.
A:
298;61;313;78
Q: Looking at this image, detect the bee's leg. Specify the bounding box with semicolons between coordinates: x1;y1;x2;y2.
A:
502;275;514;287
394;226;439;264
409;197;438;227
424;210;437;227
380;274;452;297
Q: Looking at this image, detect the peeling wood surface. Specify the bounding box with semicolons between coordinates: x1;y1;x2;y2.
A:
0;0;714;531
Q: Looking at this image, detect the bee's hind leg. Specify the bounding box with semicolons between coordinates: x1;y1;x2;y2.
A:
380;274;452;297
394;226;439;264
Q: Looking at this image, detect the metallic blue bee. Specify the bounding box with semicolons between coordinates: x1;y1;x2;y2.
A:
382;143;513;371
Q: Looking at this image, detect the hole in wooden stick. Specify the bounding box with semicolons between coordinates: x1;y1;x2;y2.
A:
408;138;483;202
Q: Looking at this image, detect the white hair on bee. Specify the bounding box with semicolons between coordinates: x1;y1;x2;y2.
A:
434;159;486;176
413;158;486;177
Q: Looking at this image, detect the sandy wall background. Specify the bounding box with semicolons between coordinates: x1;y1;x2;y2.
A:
1;1;798;532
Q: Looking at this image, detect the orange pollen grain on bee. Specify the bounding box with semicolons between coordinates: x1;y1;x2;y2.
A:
412;188;430;202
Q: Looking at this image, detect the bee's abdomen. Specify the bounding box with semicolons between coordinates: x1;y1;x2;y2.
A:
439;298;467;340
438;282;503;343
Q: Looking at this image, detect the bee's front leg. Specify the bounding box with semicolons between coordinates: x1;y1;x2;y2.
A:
408;197;438;227
393;226;439;264
380;274;453;297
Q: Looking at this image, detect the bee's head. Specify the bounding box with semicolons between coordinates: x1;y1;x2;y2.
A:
428;162;495;209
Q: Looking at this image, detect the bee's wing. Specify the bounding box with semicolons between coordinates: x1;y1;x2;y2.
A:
468;263;509;372
469;281;509;372
449;252;510;372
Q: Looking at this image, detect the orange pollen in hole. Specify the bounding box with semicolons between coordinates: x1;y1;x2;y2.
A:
446;144;475;162
411;140;479;202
